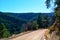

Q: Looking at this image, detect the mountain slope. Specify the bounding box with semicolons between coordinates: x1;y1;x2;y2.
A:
1;12;54;21
0;12;54;35
0;13;27;34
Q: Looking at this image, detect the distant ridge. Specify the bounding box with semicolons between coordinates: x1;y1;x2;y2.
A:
0;12;54;21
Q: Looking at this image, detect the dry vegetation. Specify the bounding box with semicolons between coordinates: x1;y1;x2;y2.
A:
44;19;60;40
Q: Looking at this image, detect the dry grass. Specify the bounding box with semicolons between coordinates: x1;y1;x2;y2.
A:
9;31;32;39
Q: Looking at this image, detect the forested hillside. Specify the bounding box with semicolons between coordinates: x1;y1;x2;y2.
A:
0;12;54;38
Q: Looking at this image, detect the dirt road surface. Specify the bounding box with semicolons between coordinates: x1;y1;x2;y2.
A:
10;29;47;40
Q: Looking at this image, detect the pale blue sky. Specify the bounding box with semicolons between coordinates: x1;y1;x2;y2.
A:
0;0;54;13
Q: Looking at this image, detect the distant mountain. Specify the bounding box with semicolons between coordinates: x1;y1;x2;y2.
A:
0;12;54;21
0;12;54;34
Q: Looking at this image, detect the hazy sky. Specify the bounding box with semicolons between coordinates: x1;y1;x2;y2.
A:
0;0;54;13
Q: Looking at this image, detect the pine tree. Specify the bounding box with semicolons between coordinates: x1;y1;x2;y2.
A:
44;14;50;28
0;23;3;38
37;13;43;28
46;0;60;31
0;23;10;38
31;21;39;30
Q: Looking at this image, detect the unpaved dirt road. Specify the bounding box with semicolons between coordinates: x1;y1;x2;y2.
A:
10;29;47;40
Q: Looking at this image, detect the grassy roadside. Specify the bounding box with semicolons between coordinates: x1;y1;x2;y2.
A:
9;31;32;39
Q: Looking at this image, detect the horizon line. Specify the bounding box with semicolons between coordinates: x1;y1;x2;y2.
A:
0;11;54;13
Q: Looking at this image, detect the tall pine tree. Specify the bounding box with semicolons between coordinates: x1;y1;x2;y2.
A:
37;13;43;28
46;0;60;31
44;14;50;28
0;23;10;38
